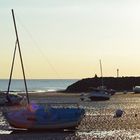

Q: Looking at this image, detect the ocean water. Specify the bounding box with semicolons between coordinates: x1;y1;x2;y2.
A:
0;79;78;92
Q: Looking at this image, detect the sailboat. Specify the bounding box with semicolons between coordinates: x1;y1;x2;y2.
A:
0;11;24;106
88;60;111;101
4;9;85;130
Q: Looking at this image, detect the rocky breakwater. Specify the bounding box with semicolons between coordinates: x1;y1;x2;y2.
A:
65;76;140;93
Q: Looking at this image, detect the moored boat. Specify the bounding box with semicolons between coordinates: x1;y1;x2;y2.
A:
88;88;110;101
4;9;85;130
88;60;110;101
133;86;140;93
5;103;85;130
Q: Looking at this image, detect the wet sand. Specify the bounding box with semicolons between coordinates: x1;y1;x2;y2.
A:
1;92;140;139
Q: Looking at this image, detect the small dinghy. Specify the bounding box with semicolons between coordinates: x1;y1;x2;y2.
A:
5;103;85;130
4;9;85;130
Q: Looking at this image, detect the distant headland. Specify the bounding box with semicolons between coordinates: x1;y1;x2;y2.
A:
65;75;140;93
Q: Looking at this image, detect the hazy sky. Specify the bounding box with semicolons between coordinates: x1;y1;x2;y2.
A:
1;0;140;79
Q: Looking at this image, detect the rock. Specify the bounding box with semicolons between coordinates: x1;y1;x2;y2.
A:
65;76;140;93
114;109;124;118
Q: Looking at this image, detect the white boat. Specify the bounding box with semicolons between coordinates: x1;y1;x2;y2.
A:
133;86;140;93
4;9;85;130
88;60;111;101
88;88;110;101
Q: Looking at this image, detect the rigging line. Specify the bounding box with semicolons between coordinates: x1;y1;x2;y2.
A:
15;15;61;79
6;40;18;102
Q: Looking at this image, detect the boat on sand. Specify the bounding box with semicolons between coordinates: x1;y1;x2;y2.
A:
4;9;85;130
5;103;85;130
88;60;110;101
133;86;140;93
88;88;110;101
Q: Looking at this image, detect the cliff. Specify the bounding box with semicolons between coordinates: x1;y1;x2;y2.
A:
65;76;140;93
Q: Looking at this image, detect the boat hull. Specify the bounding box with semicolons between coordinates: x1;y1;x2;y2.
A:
89;96;110;101
4;106;85;130
133;86;140;93
88;90;110;101
7;118;81;130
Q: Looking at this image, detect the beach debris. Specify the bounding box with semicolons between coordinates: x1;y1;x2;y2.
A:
114;109;124;118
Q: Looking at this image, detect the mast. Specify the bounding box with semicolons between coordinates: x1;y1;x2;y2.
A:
9;9;30;104
6;40;17;102
99;59;104;88
117;68;119;77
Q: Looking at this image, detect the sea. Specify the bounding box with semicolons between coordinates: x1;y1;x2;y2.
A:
0;79;78;93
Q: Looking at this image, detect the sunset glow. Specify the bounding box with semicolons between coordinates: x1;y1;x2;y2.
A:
1;0;140;79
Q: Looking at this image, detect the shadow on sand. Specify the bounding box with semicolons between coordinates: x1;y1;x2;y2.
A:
0;128;79;140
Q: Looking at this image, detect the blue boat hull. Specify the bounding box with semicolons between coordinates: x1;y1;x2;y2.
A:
4;105;85;130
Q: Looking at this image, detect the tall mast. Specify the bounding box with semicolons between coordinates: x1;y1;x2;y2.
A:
99;59;104;87
11;9;30;104
117;68;119;77
6;40;17;102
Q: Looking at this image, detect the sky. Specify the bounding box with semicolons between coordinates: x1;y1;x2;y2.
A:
1;0;140;79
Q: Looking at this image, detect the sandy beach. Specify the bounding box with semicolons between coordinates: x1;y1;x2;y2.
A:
0;92;140;139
